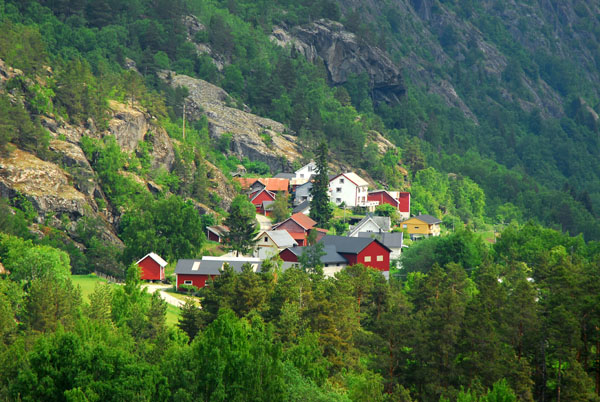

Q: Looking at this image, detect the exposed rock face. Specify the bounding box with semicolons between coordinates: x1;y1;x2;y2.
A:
146;127;175;170
205;160;236;209
0;58;23;86
0;148;122;246
271;20;405;104
158;71;302;172
108;101;150;152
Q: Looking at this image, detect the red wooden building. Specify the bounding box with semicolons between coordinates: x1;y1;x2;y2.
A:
279;235;392;276
206;225;229;243
271;212;325;246
249;188;276;214
367;190;411;219
136;252;168;281
175;257;262;290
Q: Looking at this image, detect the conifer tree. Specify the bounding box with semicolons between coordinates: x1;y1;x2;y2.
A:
223;195;258;256
310;142;333;227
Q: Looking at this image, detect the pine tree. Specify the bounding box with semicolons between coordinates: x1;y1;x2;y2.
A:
223;195;259;256
310;142;333;227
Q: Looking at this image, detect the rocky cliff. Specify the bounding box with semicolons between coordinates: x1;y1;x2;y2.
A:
271;19;405;105
158;70;303;172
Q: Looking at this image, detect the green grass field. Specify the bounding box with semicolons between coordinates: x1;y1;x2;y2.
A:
71;274;180;327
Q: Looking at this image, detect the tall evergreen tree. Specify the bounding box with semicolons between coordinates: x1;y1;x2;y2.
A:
223;195;258;256
310;142;333;227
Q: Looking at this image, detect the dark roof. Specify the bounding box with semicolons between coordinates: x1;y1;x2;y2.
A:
292;200;310;214
413;214;442;224
274;172;295;180
284;245;347;264
262;200;274;210
358;232;403;249
318;235;391;254
175;258;262;275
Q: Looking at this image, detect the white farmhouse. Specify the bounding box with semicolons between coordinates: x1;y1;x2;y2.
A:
329;172;371;207
295;161;317;180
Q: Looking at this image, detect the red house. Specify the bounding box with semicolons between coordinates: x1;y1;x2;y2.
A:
136;252;168;281
319;235;391;273
175;257;262;290
272;212;324;246
368;190;411;220
249;188;276;214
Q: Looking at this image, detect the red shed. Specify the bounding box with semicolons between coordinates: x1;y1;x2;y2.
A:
136;252;168;281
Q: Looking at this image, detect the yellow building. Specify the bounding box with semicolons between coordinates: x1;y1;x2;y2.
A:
401;214;442;239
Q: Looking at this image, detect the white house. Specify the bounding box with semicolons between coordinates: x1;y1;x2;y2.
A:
295;161;317;180
329;172;373;207
348;215;391;237
255;230;298;259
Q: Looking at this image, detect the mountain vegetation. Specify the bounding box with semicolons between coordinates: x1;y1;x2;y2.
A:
1;0;600;400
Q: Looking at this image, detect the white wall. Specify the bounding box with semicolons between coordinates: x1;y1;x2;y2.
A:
295;162;316;179
329;175;368;207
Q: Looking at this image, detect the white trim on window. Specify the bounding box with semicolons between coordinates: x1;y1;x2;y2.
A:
364;256;372;262
184;280;192;285
377;255;383;262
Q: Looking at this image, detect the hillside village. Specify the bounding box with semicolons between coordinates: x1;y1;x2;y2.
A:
133;160;443;291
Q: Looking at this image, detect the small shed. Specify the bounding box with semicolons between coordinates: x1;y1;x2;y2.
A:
136;252;168;281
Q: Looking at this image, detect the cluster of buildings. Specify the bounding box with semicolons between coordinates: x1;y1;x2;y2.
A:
137;162;444;291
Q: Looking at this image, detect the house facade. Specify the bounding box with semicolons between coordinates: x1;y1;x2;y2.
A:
318;235;392;277
249;188;276;214
255;230;297;259
358;232;404;262
272;212;321;246
136;252;167;281
279;244;348;278
295;162;316;180
329;172;372;207
401;214;442;239
294;181;313;206
348;215;391;237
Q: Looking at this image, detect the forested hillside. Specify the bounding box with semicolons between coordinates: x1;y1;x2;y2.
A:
2;0;600;400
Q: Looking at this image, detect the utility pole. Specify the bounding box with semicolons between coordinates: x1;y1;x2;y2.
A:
182;102;186;140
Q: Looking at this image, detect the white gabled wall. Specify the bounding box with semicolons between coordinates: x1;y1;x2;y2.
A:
329;174;368;207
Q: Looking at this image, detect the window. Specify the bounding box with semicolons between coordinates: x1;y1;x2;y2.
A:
340;179;345;184
301;196;307;201
336;187;342;192
184;280;192;285
325;264;329;267
403;224;407;229
336;198;341;203
300;173;304;178
414;226;419;229
264;237;268;242
377;255;383;262
364;256;372;262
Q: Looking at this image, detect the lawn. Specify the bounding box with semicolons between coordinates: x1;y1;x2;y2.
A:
71;274;180;326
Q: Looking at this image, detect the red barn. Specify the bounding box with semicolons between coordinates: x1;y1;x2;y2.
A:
175;257;262;290
136;252;168;281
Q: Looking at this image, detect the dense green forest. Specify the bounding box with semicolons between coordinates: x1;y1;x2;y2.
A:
2;0;600;400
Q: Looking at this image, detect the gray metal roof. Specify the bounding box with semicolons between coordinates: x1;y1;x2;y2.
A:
175;258;262;275
263;230;297;248
274;172;295;180
358;232;403;249
284;244;347;264
318;235;391;254
412;214;442;224
293;200;310;214
348;215;391;236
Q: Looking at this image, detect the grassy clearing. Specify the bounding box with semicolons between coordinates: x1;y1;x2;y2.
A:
71;274;180;326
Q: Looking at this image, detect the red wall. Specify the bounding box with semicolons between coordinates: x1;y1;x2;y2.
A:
251;191;275;210
341;241;390;272
276;219;305;233
279;248;299;262
208;231;221;242
398;192;410;213
177;274;217;289
368;191;399;210
138;257;164;281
